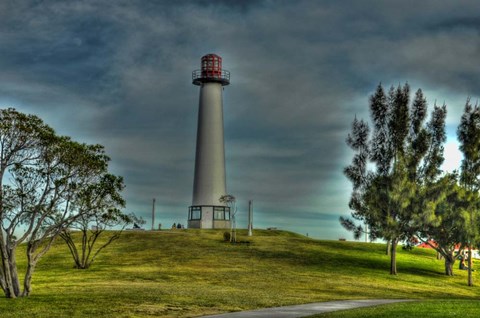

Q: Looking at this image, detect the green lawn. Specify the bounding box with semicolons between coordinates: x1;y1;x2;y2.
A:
312;299;480;317
1;229;479;317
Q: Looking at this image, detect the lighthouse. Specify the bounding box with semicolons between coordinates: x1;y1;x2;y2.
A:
188;54;231;229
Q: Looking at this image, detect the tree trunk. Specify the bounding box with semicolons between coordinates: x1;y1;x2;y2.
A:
0;234;24;298
386;240;391;256
7;247;21;297
22;262;35;297
445;258;454;276
81;229;88;268
0;252;22;298
86;232;121;269
21;246;40;297
468;247;473;286
230;217;237;243
390;239;398;275
0;234;16;298
60;231;82;268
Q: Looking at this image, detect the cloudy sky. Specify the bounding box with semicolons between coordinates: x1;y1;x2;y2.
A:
1;0;479;240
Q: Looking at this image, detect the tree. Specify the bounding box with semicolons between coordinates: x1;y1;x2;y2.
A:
220;194;237;243
417;173;469;276
457;99;480;286
342;84;447;275
59;174;131;269
341;117;371;240
0;108;122;297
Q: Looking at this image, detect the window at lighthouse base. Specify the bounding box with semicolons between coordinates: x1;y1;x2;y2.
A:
189;206;201;220
188;206;230;221
214;207;230;220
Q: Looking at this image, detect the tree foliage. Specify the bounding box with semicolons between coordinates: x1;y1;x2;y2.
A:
417;173;470;276
457;99;480;286
0;108;124;297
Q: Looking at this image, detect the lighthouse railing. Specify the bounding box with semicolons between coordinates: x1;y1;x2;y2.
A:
192;69;230;85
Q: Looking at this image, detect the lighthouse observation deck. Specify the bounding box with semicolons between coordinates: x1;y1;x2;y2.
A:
192;54;230;86
192;69;230;85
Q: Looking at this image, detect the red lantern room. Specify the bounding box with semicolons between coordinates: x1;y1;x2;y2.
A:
202;54;222;78
192;54;230;86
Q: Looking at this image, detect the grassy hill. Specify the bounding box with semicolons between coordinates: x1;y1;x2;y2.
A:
1;229;479;317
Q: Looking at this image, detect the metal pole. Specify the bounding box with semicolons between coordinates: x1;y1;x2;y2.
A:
152;198;156;231
248;200;253;236
365;223;368;243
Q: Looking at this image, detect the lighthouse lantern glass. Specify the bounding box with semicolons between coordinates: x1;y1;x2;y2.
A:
201;54;222;79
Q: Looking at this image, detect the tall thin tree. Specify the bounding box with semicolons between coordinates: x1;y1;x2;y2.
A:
342;84;446;275
457;99;480;286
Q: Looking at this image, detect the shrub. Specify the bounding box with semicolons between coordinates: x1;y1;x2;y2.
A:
223;231;231;242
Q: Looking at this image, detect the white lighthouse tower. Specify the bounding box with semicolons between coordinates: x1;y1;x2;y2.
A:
188;54;231;229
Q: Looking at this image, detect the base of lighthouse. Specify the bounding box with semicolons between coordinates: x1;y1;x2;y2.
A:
188;205;231;229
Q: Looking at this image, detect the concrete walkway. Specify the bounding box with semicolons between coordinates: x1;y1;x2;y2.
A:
200;299;413;318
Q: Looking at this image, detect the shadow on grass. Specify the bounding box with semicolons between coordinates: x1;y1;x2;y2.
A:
244;239;455;280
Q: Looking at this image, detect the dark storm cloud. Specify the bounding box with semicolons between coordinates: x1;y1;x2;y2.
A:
0;2;119;91
1;0;479;239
